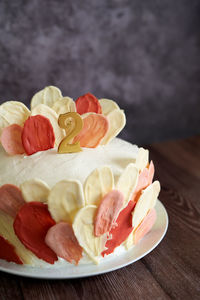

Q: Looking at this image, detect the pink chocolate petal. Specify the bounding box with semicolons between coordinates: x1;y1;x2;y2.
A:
0;184;25;218
94;190;124;237
45;222;83;265
1;124;25;155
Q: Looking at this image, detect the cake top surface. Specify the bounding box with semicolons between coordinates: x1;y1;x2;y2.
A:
0;138;138;187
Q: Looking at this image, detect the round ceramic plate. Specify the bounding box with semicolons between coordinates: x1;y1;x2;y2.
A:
0;200;168;279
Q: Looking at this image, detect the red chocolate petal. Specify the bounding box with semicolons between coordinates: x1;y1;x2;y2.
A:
22;115;55;155
75;93;102;115
0;235;23;264
14;202;58;264
1;124;25;155
73;113;109;148
102;200;136;256
45;222;83;265
0;184;25;218
94;190;124;237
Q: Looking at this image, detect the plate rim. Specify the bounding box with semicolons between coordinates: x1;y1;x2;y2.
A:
0;200;168;279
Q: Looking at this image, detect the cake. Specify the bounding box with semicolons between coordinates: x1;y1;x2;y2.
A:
0;86;160;267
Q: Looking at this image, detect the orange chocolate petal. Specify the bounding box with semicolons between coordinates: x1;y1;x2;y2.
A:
134;168;149;196
94;190;124;237
102;200;136;256
75;93;102;115
22;115;55;155
45;222;83;265
14;202;58;264
73;113;109;148
0;235;23;264
132;162;155;203
0;184;25;218
133;209;156;245
1;124;25;155
148;161;155;185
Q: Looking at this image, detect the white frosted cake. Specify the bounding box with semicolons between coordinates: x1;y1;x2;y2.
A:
0;86;160;267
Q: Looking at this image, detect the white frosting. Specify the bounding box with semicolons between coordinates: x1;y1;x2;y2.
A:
25;244;130;268
0;138;138;188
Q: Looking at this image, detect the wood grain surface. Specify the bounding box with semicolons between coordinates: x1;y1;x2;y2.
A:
0;136;200;300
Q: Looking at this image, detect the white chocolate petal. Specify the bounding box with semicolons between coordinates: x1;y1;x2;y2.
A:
116;163;139;207
31;86;62;109
84;166;114;206
52;97;76;115
99;98;120;116
100;109;126;145
72;205;107;264
48;180;85;223
0;101;30;135
124;230;134;250
31;104;65;146
20;178;50;203
132;181;160;231
135;148;149;172
150;181;161;208
0;211;40;265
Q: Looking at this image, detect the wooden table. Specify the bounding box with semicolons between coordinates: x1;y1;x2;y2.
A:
0;136;200;300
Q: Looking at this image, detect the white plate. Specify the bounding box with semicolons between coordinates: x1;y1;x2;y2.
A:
0;200;168;279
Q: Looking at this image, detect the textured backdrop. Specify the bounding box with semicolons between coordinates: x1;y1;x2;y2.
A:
0;0;200;144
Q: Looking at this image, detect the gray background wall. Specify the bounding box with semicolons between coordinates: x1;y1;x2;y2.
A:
0;0;200;145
